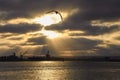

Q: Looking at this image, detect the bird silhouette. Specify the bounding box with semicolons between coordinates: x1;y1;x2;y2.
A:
46;10;63;22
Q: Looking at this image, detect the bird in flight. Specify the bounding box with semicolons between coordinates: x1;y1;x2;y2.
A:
46;10;63;22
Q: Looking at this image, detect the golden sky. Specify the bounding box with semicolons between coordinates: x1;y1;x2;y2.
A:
0;0;120;56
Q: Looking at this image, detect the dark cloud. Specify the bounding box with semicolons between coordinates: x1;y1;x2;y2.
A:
27;36;46;45
115;37;120;40
0;0;119;20
46;24;119;36
7;37;23;40
47;37;102;51
79;0;120;20
0;0;78;20
63;38;102;50
0;23;42;34
96;45;120;56
83;25;120;36
27;36;102;51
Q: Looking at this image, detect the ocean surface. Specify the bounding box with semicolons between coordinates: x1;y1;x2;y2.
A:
0;61;120;80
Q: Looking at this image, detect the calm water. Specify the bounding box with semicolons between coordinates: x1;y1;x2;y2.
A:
0;61;120;80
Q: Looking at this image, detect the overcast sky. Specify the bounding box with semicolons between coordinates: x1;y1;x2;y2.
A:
0;0;120;56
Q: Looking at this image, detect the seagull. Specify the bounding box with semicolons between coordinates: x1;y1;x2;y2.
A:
46;10;63;22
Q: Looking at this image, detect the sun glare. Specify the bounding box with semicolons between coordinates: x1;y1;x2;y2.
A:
41;29;61;39
34;13;62;26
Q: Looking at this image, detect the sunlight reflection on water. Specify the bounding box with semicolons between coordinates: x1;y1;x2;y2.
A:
0;61;120;80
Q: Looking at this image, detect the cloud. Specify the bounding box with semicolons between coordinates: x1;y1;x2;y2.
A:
27;36;46;45
0;0;120;21
0;0;120;56
65;38;102;50
96;44;120;56
49;37;102;51
0;33;12;38
91;20;120;27
0;23;41;34
0;0;79;20
116;37;120;40
46;23;120;36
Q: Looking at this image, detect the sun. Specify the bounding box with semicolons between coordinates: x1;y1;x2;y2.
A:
41;29;61;39
33;11;63;39
34;13;62;26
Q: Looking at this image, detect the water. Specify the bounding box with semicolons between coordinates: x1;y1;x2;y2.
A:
0;61;120;80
